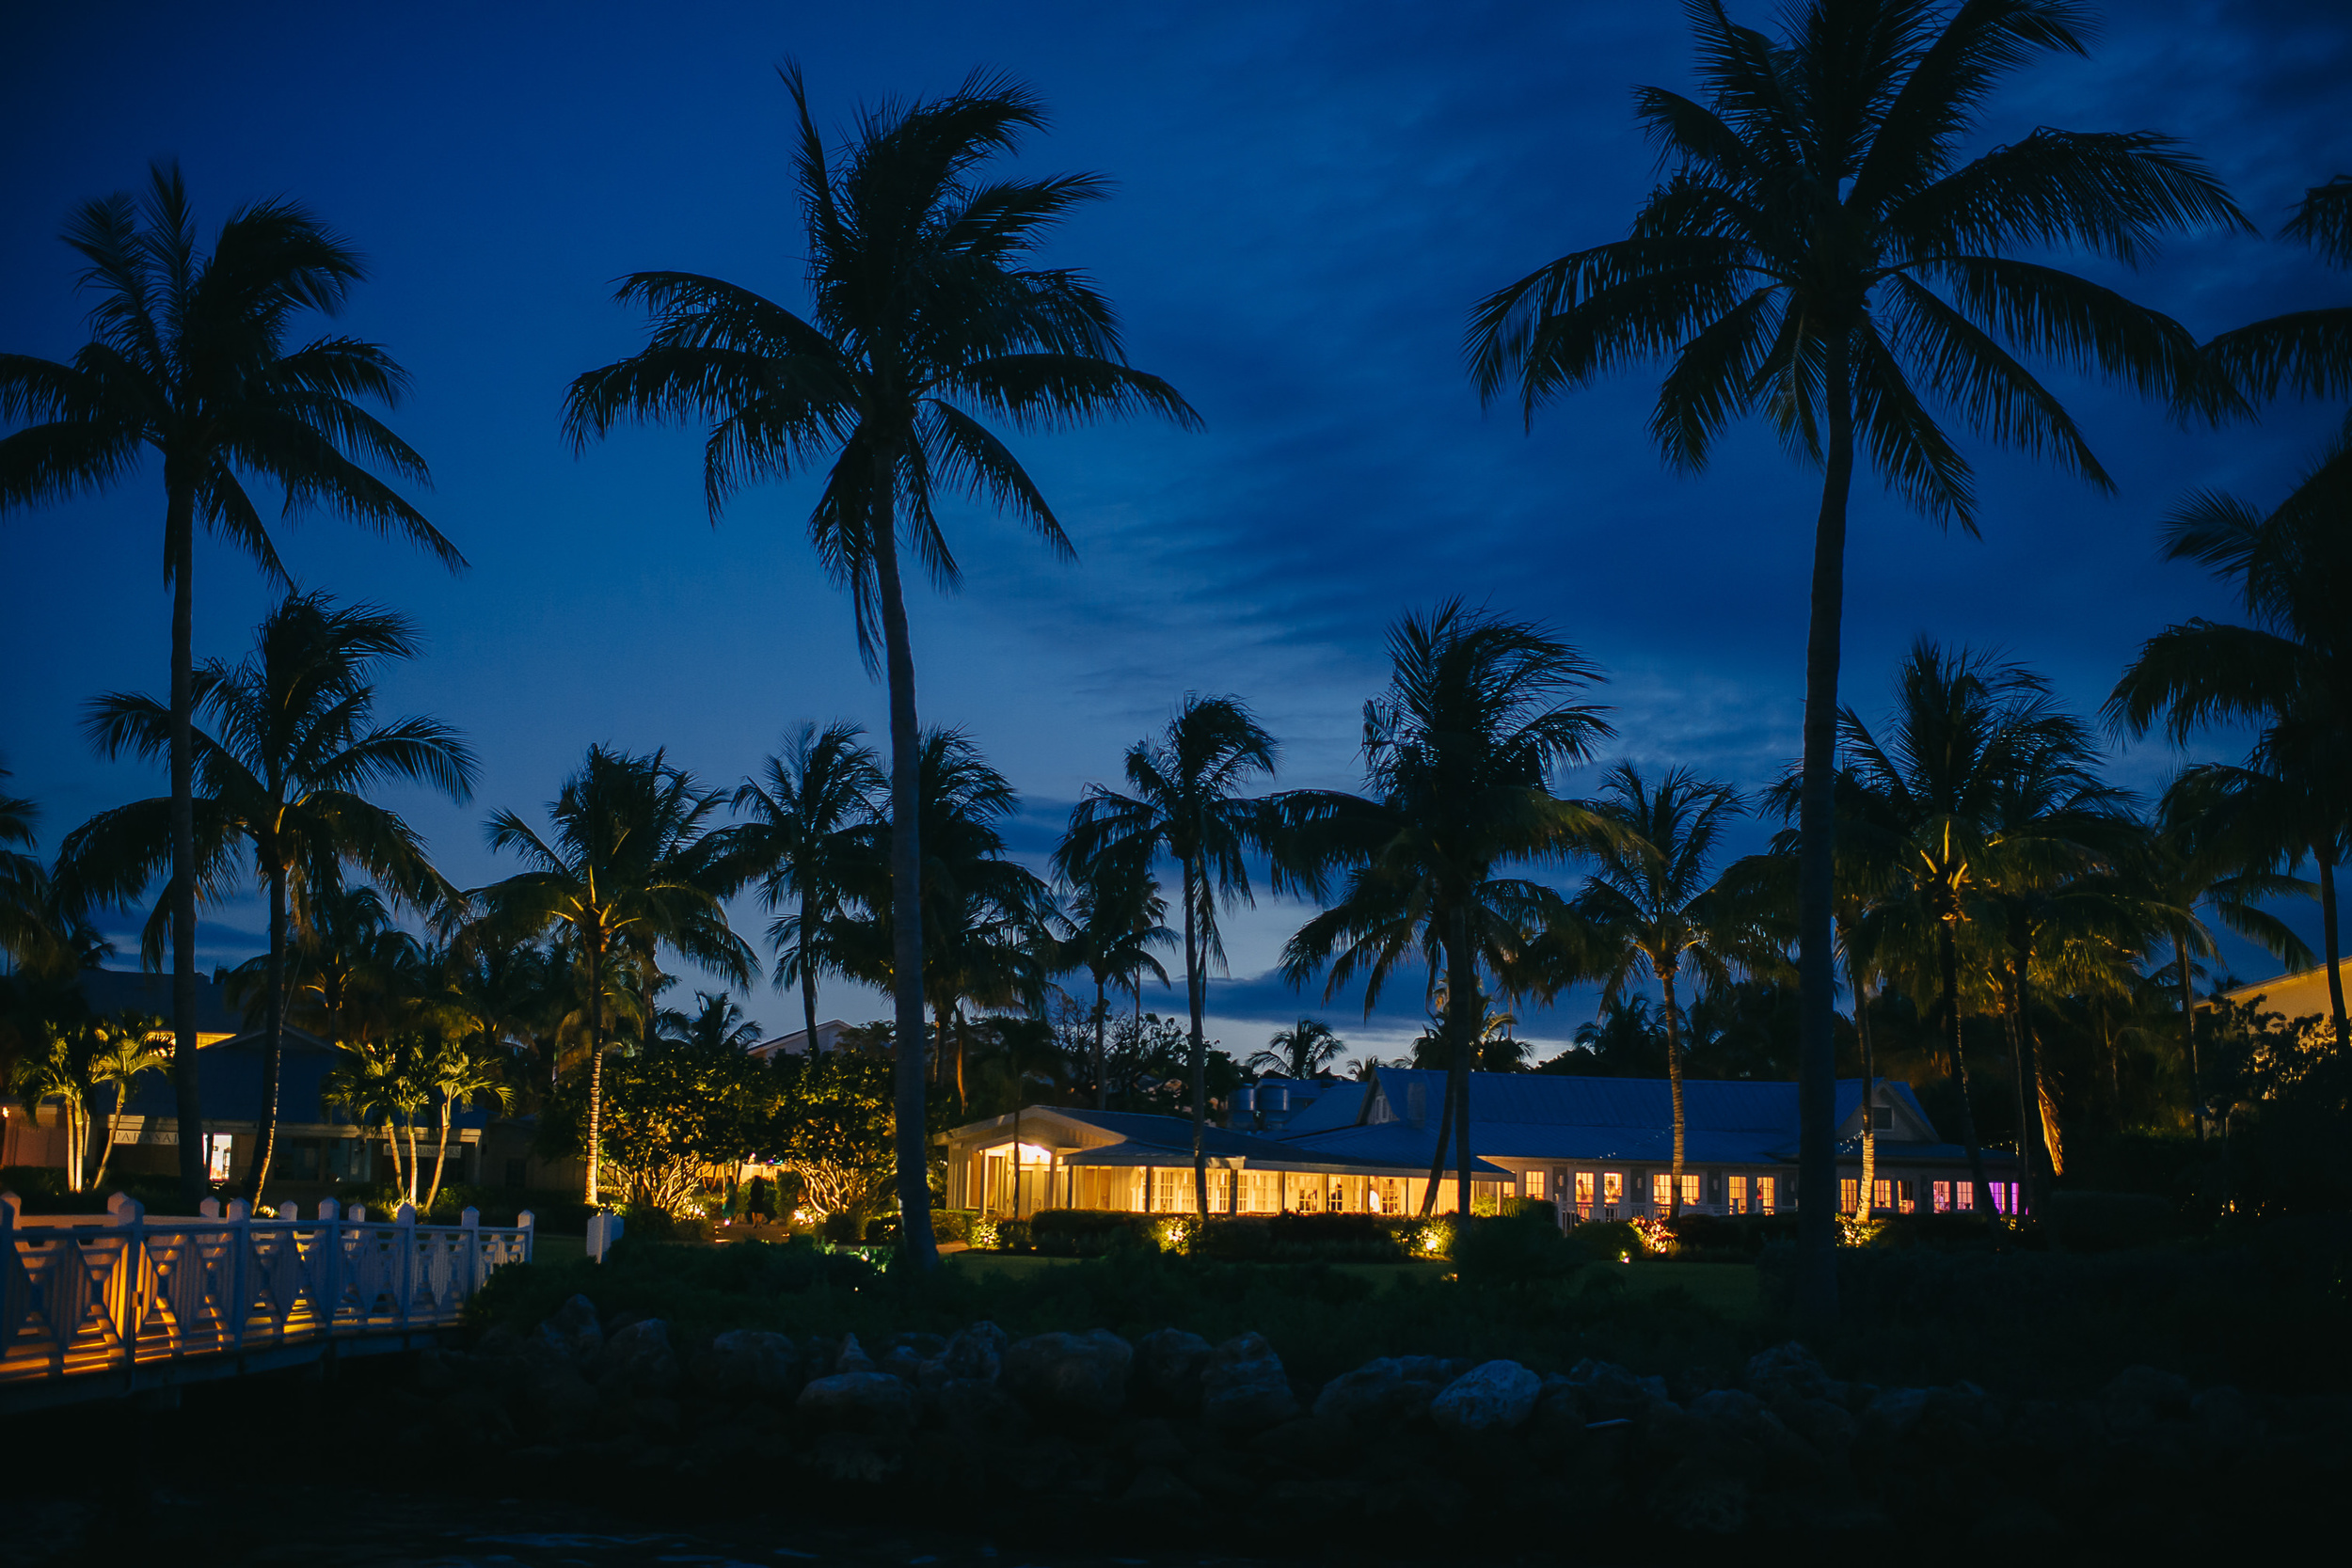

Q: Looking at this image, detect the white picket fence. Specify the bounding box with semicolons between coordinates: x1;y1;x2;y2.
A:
0;1192;533;1391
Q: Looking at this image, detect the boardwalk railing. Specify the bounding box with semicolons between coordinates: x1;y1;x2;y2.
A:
0;1192;532;1393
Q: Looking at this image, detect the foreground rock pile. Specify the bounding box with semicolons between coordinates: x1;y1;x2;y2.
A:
396;1299;2346;1549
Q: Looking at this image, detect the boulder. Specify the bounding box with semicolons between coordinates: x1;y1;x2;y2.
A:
944;1320;1009;1383
1743;1341;1831;1402
834;1333;878;1375
878;1344;931;1387
518;1359;600;1436
1647;1455;1748;1533
1200;1333;1300;1433
936;1375;1030;1441
1433;1360;1541;1434
692;1329;802;1403
1119;1464;1203;1510
1568;1360;1657;1423
2192;1386;2259;1448
1118;1416;1192;1469
892;1331;948;1360
1135;1327;1212;1414
1314;1358;1442;1428
1004;1329;1133;1418
2102;1365;2191;1433
592;1318;681;1398
797;1370;918;1435
1863;1386;1931;1441
535;1294;603;1365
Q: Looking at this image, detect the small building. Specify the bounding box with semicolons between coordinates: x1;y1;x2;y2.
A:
747;1019;860;1061
943;1103;1508;1218
2220;965;2339;1024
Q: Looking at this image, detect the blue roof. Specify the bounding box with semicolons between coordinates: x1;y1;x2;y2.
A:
1279;1068;1947;1168
113;1029;496;1132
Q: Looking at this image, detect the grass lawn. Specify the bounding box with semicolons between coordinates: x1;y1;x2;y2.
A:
1605;1260;1760;1316
529;1233;586;1268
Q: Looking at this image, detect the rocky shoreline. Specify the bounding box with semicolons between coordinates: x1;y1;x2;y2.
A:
397;1295;2349;1556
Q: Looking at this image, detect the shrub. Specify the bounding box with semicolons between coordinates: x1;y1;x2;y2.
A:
1569;1220;1645;1262
930;1208;977;1245
621;1203;715;1244
1030;1209;1162;1256
2042;1190;2178;1253
997;1218;1034;1252
1501;1196;1559;1226
820;1211;863;1244
1453;1209;1583;1289
864;1215;899;1245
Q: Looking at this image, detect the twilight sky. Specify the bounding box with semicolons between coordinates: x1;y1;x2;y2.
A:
4;1;2348;1065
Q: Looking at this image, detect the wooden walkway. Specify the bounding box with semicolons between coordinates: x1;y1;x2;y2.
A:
0;1192;533;1410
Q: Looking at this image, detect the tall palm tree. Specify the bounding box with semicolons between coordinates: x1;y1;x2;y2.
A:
64;592;474;1196
659;990;766;1052
711;721;884;1060
1061;696;1280;1214
564;70;1197;1267
323;1034;429;1205
478;748;752;1206
2110;429;2352;1046
0;165;456;1199
1574;764;1754;1216
1;763;61;975
1246;1018;1347;1082
421;1037;514;1213
1053;855;1172;1109
86;1013;170;1194
1840;640;2099;1219
1279;603;1613;1216
2202;174;2351;407
1469;0;2243;1307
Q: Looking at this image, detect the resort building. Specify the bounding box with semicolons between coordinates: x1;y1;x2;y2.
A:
947;1064;2022;1220
2221;965;2340;1024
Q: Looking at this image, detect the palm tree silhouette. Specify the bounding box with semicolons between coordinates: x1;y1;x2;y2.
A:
564;69;1196;1265
1;166;455;1199
1468;0;2244;1308
1062;695;1279;1214
1280;602;1613;1216
478;748;751;1206
1053;856;1173;1109
65;592;474;1196
1246;1018;1347;1082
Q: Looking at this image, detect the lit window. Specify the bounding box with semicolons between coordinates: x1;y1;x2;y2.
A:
1754;1177;1776;1213
1725;1175;1746;1213
204;1133;234;1183
1955;1180;1973;1212
1574;1171;1596;1216
1872;1179;1893;1212
1602;1172;1624;1208
1841;1178;1860;1212
1933;1180;1950;1212
1524;1169;1546;1201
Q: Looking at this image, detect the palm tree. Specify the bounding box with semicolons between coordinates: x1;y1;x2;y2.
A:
421;1037;514;1213
64;591;474;1196
564;70;1197;1267
660;990;766;1052
1;165;457;1199
323;1034;429;1205
1;763;61;974
1054;855;1173;1109
1060;696;1280;1214
1574;764;1754;1216
2203;174;2351;406
1247;1018;1348;1082
1279;602;1613;1216
478;747;752;1206
2110;429;2352;1046
711;721;883;1060
1840;641;2099;1220
1469;0;2244;1308
86;1012;169;1193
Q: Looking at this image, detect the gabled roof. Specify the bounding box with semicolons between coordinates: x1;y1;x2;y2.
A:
747;1019;858;1060
1278;1067;1948;1168
112;1028;497;1132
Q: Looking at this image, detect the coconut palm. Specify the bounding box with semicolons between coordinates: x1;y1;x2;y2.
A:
84;1012;169;1193
1060;696;1280;1214
659;991;766;1053
323;1034;429;1205
564;70;1197;1266
477;748;753;1206
1839;641;2102;1219
711;721;884;1061
1279;602;1613;1216
0;166;456;1200
421;1037;514;1213
2202;174;2352;404
1574;765;1756;1215
1247;1018;1347;1082
1054;856;1173;1109
1469;0;2244;1306
1;764;59;974
64;592;474;1196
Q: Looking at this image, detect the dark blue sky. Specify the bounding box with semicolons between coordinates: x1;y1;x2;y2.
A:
5;2;2348;1062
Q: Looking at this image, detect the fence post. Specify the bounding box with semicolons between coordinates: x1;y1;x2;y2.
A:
394;1203;416;1329
199;1197;221;1219
109;1195;144;1370
225;1198;250;1353
516;1210;534;1266
0;1192;17;1359
460;1207;480;1304
317;1197;342;1335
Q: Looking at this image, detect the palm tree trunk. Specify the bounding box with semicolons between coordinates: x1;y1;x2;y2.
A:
1851;949;1876;1216
1184;853;1208;1216
585;938;605;1206
426;1097;453;1213
952;1002;967;1114
1418;1069;1453;1217
1446;905;1475;1218
1792;335;1853;1322
2176;935;2203;1144
870;465;939;1271
92;1084;124;1193
165;476;206;1204
802;886;822;1054
246;855;289;1201
1661;964;1685;1219
1941;921;1998;1223
2006;938;2048;1217
2319;849;2347;1050
1092;974;1109;1112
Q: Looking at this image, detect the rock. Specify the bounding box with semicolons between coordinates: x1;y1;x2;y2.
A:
2103;1365;2191;1433
1864;1386;1931;1441
1200;1333;1299;1433
442;1385;516;1447
692;1329;803;1403
1004;1328;1134;1418
797;1370;917;1434
1532;1374;1585;1434
834;1333;878;1375
1119;1465;1204;1510
936;1375;1030;1441
1314;1358;1443;1428
592;1319;681;1398
416;1346;461;1397
943;1321;1009;1382
1243;1414;1354;1460
879;1344;930;1386
1569;1360;1657;1423
2192;1386;2259;1448
892;1331;947;1359
519;1360;600;1435
1119;1416;1192;1469
1970;1497;2061;1542
1648;1455;1748;1533
535;1294;603;1365
627;1396;681;1436
1135;1327;1212;1414
806;1432;902;1483
1743;1341;1831;1402
1431;1360;1542;1434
